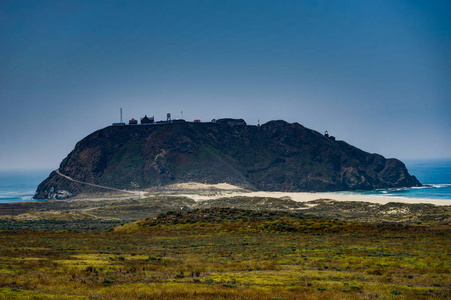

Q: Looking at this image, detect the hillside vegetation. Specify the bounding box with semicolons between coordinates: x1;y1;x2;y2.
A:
35;120;420;199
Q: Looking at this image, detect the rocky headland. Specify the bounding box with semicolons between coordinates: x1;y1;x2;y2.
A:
34;119;421;199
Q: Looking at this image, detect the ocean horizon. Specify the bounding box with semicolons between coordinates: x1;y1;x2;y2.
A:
0;169;52;204
1;159;451;204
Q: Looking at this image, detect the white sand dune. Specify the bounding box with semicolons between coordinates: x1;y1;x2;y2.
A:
162;183;451;206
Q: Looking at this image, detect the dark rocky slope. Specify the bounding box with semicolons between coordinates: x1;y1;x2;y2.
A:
35;120;421;199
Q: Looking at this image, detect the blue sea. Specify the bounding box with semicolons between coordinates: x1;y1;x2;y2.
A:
0;169;52;204
337;159;451;200
0;159;450;203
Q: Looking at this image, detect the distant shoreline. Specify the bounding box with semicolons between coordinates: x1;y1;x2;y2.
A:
2;189;451;206
173;190;451;206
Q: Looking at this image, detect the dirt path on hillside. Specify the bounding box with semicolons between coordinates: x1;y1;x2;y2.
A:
56;170;144;198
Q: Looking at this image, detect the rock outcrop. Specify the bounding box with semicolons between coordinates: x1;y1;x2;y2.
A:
34;120;421;199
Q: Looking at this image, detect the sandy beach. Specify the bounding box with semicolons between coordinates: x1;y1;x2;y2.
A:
161;183;451;206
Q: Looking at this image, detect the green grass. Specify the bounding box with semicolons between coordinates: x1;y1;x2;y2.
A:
0;208;450;299
2;196;449;232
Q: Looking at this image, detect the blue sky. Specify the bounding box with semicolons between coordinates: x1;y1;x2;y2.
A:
0;0;450;170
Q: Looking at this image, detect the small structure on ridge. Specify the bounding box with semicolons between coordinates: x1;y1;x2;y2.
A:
112;108;126;126
141;115;154;124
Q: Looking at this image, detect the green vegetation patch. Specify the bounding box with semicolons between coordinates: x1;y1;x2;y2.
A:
1;208;450;299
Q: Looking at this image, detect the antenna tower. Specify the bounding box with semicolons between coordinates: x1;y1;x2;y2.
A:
120;108;123;123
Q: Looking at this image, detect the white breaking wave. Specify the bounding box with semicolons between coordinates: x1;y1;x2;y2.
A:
0;190;35;199
430;184;451;188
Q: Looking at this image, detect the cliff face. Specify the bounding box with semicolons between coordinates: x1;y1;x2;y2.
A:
34;120;421;199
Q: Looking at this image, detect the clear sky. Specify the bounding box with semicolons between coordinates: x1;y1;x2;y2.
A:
0;0;450;170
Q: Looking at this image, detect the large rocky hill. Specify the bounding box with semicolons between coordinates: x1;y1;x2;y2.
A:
34;119;421;199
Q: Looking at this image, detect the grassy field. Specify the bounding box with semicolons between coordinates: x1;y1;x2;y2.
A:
1;196;450;232
0;208;450;299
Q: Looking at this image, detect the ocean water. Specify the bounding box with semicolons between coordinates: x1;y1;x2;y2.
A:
0;169;51;203
337;159;451;200
1;159;450;203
